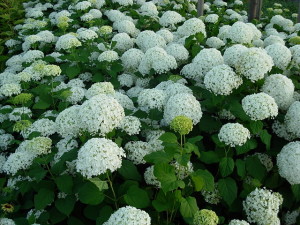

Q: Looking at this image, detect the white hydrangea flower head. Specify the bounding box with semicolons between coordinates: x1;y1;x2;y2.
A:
217;25;230;41
125;141;156;165
228;220;250;225
136;30;166;52
176;18;206;38
236;48;273;82
159;11;184;27
77;29;98;41
192;48;224;75
180;63;203;80
164;93;202;125
227;22;254;44
103;206;151;225
144;166;161;188
21;118;57;138
55;34;82;51
55;105;81;138
243;188;283;225
265;44;291;70
204;64;242;96
18;137;52;156
113;20;136;36
121;48;144;72
112;92;135;110
74;1;92;10
0;154;6;173
165;43;189;64
272;120;297;141
254;153;273;172
2;151;36;175
67;86;85;104
76;138;125;178
0;218;16;225
9;107;32;121
138;89;166;111
138;47;177;75
223;44;248;68
118;73;135;87
112;33;134;52
127;86;144;98
79;94;125;136
290;45;300;68
118;116;141;135
247;23;262;40
98;50;119;62
284;101;300;138
22;50;44;63
85;82;115;99
264;35;285;47
156;29;174;43
261;74;294;110
139;2;158;17
201;183;221;205
206;37;225;49
164;83;193;100
218;123;250;147
112;0;133;6
89;9;102;18
205;14;219;23
283;210;300;225
105;10;127;22
242;93;278;121
0;134;14;150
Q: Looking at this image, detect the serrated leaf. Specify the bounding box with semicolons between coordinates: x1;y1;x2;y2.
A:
236;139;257;155
118;159;142;181
259;130;271;151
55;175;73;194
144;151;173;164
55;196;76;216
218;178;237;206
245;156;267;181
78;182;104;205
219;157;234;177
159;132;178;143
180;197;199;219
236;159;246;178
34;188;54;209
124;186;150;208
152;190;174;212
190;169;214;192
88;178;108;191
66;66;81;79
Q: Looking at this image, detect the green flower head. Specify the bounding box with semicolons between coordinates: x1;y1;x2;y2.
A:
193;209;219;225
170;115;193;135
289;36;300;45
13;120;32;132
168;75;184;82
10;93;33;105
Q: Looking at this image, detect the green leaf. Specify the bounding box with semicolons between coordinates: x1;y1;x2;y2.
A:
229;100;251;121
259;130;272;151
200;151;221;164
154;163;184;193
249;121;263;134
236;159;246;178
124;186;150;208
218;178;237;206
118;159;142;181
55;196;76;216
66;66;81;79
55;175;73;194
159;132;178;143
96;206;113;225
28;165;47;181
88;178;108;191
236;139;257;155
195;32;205;43
78;182;104;205
152;190;174;212
245;156;267;181
32;99;51;110
219;157;234;177
291;184;300;201
187;136;203;144
190;169;215;192
34;188;55;209
144;151;173;164
180;197;199;219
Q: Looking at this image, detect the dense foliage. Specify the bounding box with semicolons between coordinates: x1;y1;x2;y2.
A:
0;0;300;224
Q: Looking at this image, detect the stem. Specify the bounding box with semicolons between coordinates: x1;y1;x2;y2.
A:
106;172;118;209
